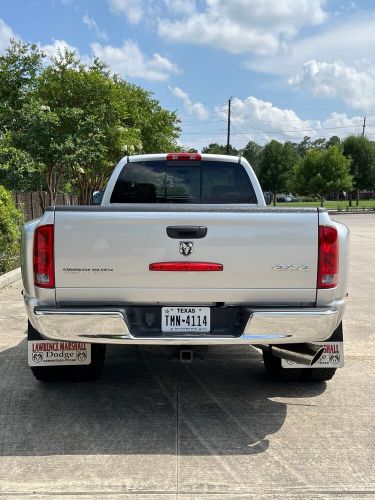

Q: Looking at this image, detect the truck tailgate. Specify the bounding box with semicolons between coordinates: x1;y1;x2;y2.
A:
55;208;318;303
53;207;319;305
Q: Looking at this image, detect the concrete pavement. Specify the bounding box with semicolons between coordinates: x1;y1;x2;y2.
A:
0;214;374;498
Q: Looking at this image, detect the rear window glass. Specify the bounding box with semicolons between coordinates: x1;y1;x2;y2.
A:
110;160;257;204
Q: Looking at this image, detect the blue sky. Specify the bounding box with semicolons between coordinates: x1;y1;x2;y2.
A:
1;0;375;150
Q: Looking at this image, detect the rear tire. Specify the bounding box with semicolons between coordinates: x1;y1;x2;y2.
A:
27;321;106;382
262;349;302;382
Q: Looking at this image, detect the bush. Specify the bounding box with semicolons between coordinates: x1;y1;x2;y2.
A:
298;196;320;202
0;185;23;274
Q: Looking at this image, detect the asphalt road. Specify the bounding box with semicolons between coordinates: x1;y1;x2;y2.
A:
0;214;374;499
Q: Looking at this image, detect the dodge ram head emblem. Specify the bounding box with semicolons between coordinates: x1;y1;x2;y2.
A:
32;353;43;363
179;241;194;256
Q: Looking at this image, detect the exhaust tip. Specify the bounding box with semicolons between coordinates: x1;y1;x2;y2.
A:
310;345;325;366
266;343;326;366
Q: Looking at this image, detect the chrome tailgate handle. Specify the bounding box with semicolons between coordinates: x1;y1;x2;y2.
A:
166;226;207;239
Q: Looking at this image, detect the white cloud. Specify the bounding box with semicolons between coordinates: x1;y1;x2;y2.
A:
158;0;327;56
196;96;366;146
0;20;88;69
289;60;375;112
82;14;108;40
40;39;78;58
322;112;363;131
178;135;219;152
159;16;277;55
223;96;320;143
210;0;327;32
169;86;208;119
37;37;180;83
108;0;144;23
0;18;17;52
91;40;180;81
248;13;375;76
39;39;92;67
163;0;196;16
333;1;356;17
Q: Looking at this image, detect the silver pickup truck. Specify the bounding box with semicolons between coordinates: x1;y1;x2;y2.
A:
22;153;349;383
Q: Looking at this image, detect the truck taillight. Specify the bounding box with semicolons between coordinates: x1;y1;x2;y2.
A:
33;224;55;288
318;225;338;289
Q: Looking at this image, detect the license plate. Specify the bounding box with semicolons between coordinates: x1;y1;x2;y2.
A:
161;307;210;333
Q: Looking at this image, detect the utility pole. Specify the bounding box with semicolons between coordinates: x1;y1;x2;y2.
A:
226;97;232;155
362;116;366;137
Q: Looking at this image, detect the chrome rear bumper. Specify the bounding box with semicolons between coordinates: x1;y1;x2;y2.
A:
26;298;343;345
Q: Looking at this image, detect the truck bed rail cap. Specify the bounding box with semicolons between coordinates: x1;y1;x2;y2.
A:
47;205;324;214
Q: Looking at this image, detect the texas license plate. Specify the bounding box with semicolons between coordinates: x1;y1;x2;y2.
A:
161;307;210;332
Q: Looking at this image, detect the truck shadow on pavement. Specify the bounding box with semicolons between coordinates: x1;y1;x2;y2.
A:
0;340;327;457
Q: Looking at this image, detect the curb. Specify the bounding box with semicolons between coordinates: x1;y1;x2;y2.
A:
0;268;21;290
328;210;375;215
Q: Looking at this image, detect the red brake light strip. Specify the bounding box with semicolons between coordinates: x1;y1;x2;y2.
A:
150;262;223;271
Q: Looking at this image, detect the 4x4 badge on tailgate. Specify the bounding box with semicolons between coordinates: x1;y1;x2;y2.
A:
272;264;310;271
179;241;194;256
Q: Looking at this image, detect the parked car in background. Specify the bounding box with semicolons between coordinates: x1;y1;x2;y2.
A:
276;193;299;202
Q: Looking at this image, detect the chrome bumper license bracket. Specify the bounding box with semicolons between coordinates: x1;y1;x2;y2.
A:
161;307;210;333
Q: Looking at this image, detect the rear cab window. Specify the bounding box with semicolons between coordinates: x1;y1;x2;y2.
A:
110;160;257;204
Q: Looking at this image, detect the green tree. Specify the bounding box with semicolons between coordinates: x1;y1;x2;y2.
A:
6;47;180;205
30;53;127;204
325;135;341;149
343;135;375;205
293;136;326;155
258;140;299;205
0;39;44;132
0;185;23;274
289;146;353;206
115;78;180;155
0;142;42;191
202;143;239;155
296;136;312;156
311;137;326;150
240;141;263;174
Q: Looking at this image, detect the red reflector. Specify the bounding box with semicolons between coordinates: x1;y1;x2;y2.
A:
166;152;201;161
149;262;223;271
318;225;338;289
33;224;55;288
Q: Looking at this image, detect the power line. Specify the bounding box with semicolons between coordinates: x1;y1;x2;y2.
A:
178;114;369;129
234;125;365;134
227;98;375;115
180;124;364;135
179;119;226;127
175;109;227;121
